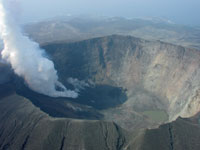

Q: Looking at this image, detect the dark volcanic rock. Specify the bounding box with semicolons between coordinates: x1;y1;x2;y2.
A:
0;93;128;150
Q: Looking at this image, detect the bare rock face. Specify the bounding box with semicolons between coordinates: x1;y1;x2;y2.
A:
43;35;200;129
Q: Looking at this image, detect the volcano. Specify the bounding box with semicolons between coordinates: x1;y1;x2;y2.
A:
0;35;200;150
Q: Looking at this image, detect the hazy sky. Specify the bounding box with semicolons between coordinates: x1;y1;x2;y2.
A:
17;0;200;25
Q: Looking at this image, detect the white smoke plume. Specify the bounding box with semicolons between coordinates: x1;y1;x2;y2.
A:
0;0;78;98
0;39;3;51
67;78;90;92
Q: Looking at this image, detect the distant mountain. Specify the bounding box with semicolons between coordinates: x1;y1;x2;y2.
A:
24;16;200;49
1;35;200;149
136;17;175;24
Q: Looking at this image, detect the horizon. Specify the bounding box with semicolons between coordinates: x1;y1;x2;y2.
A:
14;0;200;26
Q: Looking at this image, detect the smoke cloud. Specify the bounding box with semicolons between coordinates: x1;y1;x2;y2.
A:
67;78;90;92
0;0;78;98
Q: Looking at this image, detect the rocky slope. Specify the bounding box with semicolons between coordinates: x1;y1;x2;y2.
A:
1;82;200;150
0;88;128;150
42;35;200;130
127;115;200;150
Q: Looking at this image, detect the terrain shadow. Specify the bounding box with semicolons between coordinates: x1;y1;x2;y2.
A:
14;77;127;120
75;85;127;110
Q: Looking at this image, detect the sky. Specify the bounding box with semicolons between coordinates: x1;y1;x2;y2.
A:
15;0;200;26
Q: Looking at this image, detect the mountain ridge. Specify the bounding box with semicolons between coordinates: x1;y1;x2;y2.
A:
1;83;200;150
24;16;200;49
1;34;200;149
42;35;200;124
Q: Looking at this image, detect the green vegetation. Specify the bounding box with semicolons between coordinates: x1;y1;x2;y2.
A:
143;110;168;122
